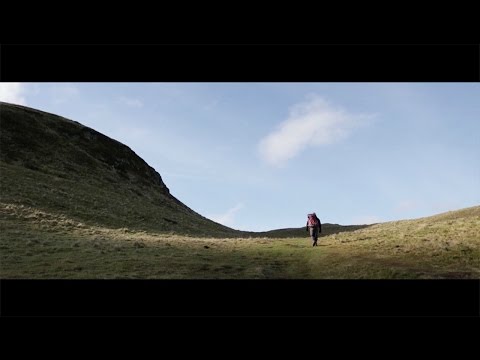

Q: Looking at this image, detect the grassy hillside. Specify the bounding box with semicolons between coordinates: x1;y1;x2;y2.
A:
0;102;246;237
1;203;478;278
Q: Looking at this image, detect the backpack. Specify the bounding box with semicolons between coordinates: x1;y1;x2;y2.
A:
307;213;318;227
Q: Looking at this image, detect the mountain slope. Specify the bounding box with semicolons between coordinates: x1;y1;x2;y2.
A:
0;102;242;237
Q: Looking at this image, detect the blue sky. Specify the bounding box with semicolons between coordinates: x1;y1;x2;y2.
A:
1;82;479;231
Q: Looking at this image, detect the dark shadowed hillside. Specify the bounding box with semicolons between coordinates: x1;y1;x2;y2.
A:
0;102;246;237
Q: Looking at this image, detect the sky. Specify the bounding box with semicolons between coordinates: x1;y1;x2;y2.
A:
1;82;479;231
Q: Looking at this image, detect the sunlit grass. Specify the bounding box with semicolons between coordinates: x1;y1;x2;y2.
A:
1;202;478;279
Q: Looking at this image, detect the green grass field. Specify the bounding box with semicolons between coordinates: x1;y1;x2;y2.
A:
1;201;478;279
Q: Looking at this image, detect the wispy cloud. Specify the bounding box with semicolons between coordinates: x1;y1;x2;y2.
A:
119;96;144;108
208;203;244;227
51;84;79;104
0;82;27;105
258;94;373;167
351;215;382;225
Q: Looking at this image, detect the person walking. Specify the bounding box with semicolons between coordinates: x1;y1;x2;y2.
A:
306;213;322;246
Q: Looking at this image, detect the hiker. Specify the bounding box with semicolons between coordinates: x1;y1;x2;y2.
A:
306;213;322;246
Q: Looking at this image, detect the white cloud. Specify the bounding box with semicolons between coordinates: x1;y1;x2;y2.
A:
208;203;244;227
351;215;382;225
119;96;143;108
258;94;372;167
51;84;79;104
0;83;27;105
